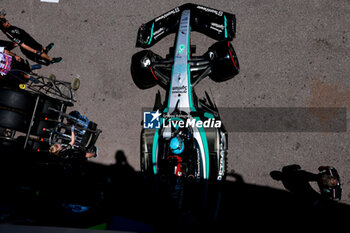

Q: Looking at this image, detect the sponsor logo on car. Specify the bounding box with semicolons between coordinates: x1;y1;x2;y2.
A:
171;85;187;94
155;7;180;22
197;5;223;16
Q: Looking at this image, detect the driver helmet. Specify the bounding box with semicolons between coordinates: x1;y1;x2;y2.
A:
170;136;184;154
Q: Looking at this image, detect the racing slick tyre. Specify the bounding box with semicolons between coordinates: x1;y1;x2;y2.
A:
0;109;29;132
0;87;35;112
0;138;17;150
27;140;50;152
31;119;57;137
131;50;159;89
208;41;239;82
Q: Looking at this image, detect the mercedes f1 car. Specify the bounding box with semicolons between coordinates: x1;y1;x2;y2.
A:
131;4;239;189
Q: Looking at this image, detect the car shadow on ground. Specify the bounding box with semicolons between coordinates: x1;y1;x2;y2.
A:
0;146;349;232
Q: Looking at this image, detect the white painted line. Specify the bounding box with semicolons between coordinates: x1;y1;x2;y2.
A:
40;0;59;3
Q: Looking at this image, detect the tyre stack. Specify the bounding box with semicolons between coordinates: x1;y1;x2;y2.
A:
0;86;70;152
0;87;35;150
26;97;69;152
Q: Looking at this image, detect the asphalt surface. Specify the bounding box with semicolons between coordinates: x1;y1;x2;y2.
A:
2;0;350;205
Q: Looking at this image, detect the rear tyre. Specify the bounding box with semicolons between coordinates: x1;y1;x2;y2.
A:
0;87;35;112
0;109;29;132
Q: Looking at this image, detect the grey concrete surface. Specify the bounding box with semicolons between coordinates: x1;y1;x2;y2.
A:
1;0;349;204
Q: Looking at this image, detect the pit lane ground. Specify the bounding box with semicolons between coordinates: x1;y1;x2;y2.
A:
1;0;350;206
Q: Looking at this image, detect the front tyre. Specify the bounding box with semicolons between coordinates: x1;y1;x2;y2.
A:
131;50;161;89
209;41;239;82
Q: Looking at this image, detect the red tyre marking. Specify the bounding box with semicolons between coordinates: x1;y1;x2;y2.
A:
227;41;238;70
150;67;158;81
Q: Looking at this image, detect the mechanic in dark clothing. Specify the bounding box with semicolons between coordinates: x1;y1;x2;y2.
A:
270;164;342;205
0;39;17;51
0;11;62;65
317;166;342;201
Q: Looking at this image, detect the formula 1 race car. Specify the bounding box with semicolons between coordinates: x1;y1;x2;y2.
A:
131;3;239;190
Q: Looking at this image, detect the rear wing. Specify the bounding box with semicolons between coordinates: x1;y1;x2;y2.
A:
136;3;236;48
